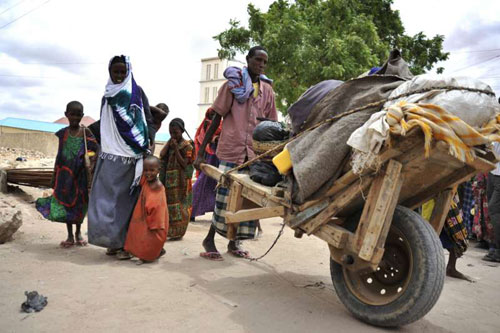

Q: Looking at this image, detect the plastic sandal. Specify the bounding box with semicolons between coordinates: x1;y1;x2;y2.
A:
228;249;250;258
200;251;224;261
76;239;87;246
60;240;75;248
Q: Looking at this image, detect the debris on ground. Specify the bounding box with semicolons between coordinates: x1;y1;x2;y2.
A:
0;201;22;244
21;291;48;313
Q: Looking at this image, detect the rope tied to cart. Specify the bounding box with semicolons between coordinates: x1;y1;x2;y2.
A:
222;85;495;261
248;222;287;261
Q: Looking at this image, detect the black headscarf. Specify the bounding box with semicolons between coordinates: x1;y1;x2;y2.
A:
170;118;192;141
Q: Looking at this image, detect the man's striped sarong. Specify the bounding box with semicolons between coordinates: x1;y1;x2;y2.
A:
212;160;257;240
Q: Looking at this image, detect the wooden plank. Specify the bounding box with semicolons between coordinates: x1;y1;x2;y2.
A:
395;142;428;166
396;144;452;205
226;182;243;241
467;155;496;173
288;201;329;228
297;171;368;212
434;141;497;173
303;175;375;235
231;173;273;197
297;198;324;212
328;244;385;272
201;165;288;207
225;206;285;224
429;151;464;169
429;189;454;233
227;225;237;241
241;187;280;207
199;163;222;182
375;176;403;250
378;130;424;160
399;140;494;210
308;222;351;249
403;166;476;209
226;182;243;212
231;173;290;207
355;160;403;262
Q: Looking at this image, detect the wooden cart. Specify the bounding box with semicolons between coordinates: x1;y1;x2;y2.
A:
201;130;497;327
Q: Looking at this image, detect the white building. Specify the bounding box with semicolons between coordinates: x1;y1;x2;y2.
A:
197;57;244;123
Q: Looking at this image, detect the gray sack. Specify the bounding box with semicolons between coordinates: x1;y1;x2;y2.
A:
288;50;411;204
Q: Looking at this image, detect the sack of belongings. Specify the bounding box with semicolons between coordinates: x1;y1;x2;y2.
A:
347;74;500;174
249;161;283;187
250;121;289;186
252;120;290;159
285;49;500;204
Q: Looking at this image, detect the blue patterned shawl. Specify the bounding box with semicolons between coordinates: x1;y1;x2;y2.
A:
223;66;273;104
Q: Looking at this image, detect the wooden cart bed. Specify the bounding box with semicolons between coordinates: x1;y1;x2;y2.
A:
201;130;497;271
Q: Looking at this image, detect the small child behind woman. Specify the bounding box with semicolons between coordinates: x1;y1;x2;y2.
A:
124;155;168;263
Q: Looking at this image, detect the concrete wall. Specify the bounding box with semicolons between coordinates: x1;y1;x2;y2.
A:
153;142;166;157
0;126;169;158
0;127;58;157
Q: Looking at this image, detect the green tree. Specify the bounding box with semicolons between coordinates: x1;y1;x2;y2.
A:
214;0;449;112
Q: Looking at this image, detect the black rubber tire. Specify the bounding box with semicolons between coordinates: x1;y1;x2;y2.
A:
330;205;445;327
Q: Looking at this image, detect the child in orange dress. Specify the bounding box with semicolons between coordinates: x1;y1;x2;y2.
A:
124;155;168;263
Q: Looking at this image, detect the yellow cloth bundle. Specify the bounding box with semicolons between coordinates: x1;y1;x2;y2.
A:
385;101;500;163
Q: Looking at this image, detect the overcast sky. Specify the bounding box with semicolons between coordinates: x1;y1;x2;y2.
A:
0;0;499;136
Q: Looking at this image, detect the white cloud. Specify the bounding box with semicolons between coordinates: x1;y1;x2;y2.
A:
393;0;500;92
0;0;275;135
0;0;499;137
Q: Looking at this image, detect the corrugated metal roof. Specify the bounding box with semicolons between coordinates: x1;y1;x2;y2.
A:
54;116;96;127
0;117;66;133
0;117;173;142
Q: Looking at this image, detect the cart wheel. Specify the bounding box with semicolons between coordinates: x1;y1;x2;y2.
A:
330;205;445;327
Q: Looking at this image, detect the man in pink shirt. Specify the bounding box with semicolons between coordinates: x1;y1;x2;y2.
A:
194;46;277;261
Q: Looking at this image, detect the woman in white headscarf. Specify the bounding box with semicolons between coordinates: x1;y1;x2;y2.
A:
87;55;156;257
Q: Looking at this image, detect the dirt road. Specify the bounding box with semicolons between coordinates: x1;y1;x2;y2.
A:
0;187;499;333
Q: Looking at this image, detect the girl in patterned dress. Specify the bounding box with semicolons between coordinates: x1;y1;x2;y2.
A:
159;118;194;240
36;101;97;247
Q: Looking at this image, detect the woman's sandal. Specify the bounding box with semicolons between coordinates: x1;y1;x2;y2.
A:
60;240;75;248
200;251;224;261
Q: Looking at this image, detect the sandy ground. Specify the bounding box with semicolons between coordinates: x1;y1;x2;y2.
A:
0;185;500;333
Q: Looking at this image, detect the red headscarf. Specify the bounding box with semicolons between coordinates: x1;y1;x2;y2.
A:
194;108;222;178
194;108;222;156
